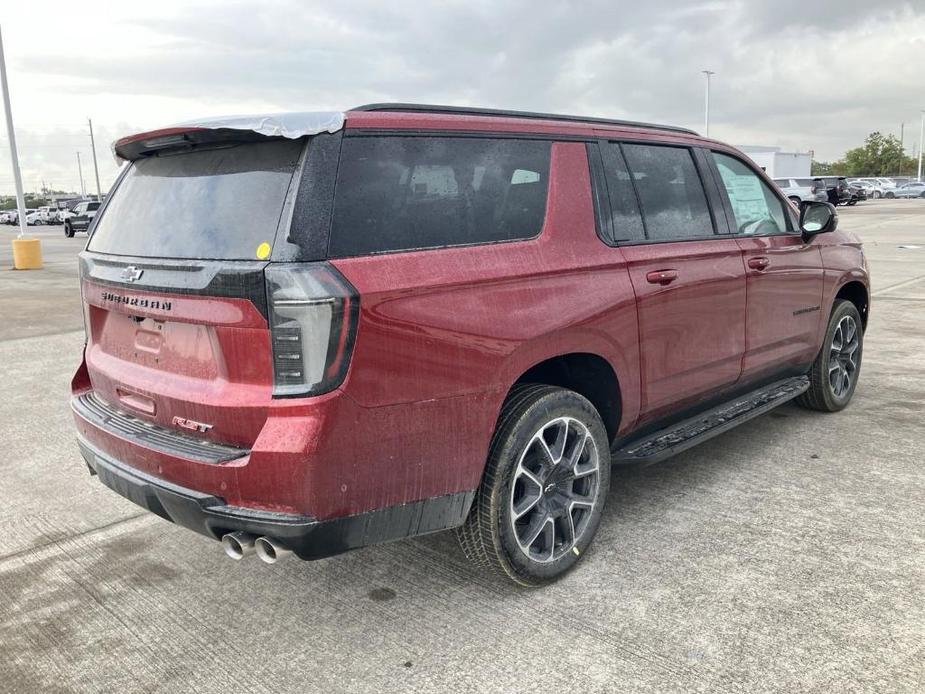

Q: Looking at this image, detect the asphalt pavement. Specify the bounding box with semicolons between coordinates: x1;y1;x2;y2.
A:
0;200;923;693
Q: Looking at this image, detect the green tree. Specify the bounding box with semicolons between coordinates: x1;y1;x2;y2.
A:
842;132;917;176
812;160;849;175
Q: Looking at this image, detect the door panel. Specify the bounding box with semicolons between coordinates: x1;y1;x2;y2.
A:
623;239;747;422
736;235;824;376
705;149;826;379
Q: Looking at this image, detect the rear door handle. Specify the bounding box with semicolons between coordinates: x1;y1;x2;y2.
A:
646;269;679;285
748;257;770;270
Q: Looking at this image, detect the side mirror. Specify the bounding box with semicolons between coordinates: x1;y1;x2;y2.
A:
800;201;838;242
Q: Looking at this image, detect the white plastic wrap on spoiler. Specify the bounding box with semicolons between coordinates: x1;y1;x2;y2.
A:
174;111;345;139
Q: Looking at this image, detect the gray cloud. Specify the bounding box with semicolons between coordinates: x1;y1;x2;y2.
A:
5;0;925;194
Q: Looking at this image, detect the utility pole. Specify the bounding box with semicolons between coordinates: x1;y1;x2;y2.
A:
899;122;904;176
88;117;102;201
702;70;715;137
0;25;28;238
918;111;924;183
76;151;85;196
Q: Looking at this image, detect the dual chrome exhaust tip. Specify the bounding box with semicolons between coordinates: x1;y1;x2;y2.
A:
221;532;292;564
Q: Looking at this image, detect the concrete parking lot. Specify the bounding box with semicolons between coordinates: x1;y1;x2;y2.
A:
1;200;923;693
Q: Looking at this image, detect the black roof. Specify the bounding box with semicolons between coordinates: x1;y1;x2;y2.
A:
351;103;699;136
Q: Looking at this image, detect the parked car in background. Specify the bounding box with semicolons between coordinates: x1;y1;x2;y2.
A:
37;206;60;224
772;177;828;206
26;208;45;226
889;177;912;187
847;184;866;205
70;104;870;585
820;176;852;205
892;182;925;198
848;180;883;198
64;201;101;237
0;210;14;224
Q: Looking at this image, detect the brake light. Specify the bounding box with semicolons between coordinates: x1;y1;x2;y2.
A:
265;263;358;398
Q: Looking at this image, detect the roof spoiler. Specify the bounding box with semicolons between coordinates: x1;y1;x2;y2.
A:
113;112;344;162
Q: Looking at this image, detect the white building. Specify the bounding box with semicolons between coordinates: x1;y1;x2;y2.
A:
737;146;813;179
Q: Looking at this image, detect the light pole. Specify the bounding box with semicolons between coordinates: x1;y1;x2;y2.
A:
0;25;27;238
918;110;924;182
702;70;715;137
88;118;103;201
76;151;85;196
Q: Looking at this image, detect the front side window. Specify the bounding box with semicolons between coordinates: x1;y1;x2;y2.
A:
621;144;714;241
711;152;788;235
329;137;551;256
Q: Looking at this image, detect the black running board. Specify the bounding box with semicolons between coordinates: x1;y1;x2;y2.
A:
612;376;810;465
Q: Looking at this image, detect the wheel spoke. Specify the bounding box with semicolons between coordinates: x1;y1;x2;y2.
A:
512;469;543;520
547;420;568;464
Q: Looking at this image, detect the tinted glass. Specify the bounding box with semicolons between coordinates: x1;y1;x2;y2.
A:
712;152;788;234
329;137;551;256
89;139;302;259
795;178;814;186
621;144;713;240
600;145;645;241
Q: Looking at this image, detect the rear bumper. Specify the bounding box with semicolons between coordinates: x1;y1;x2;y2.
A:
77;435;473;560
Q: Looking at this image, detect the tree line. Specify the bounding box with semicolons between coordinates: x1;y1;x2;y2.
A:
812;132;918;176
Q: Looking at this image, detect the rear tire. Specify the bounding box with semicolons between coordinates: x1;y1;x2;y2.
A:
885;191;895;199
796;300;863;412
456;384;611;587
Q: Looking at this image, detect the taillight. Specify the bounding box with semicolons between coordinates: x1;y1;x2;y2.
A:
265;263;359;398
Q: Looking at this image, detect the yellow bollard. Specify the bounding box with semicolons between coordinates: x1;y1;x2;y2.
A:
11;237;43;270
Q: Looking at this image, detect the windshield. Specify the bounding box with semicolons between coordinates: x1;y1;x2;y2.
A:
88;139;303;260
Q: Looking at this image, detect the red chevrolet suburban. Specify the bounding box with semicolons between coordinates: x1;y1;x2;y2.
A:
71;104;869;585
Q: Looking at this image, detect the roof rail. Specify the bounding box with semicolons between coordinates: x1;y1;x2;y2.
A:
350;103;699;136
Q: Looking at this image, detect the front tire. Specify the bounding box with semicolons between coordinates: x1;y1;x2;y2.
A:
456;384;611;586
64;222;74;238
796;300;863;412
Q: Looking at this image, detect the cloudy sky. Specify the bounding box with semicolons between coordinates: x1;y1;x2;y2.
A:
1;0;923;195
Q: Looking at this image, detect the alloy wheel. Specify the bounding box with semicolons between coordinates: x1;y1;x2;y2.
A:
828;315;860;398
509;417;601;563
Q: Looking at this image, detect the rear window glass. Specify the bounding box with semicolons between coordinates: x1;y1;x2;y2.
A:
328;137;551;256
89;139;303;259
621;144;713;240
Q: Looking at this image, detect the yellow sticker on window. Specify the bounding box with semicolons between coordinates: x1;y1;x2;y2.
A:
255;242;271;260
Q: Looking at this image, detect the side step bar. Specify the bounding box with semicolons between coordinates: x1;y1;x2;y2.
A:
612;376;810;465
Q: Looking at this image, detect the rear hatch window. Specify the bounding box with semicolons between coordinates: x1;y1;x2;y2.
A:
88;139;303;260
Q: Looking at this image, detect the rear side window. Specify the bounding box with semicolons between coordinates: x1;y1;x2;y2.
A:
89;139;303;259
711;152;788;235
328;137;551;256
795;178;814;186
621;144;714;240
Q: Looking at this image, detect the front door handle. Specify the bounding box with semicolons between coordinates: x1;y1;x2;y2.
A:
748;257;770;270
646;269;679;285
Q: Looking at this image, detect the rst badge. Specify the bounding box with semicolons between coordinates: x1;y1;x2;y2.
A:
172;416;213;433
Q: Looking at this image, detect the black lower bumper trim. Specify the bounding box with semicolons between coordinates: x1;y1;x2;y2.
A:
77;436;475;560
